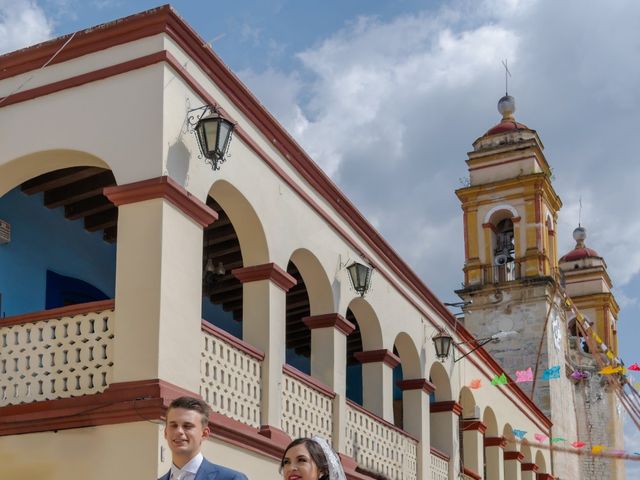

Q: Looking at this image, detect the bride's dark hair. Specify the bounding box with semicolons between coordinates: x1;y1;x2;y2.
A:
280;437;329;480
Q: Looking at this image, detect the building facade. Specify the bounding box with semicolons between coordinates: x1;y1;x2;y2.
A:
0;5;623;480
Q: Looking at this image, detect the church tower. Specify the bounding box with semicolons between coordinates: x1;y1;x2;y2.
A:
455;95;582;478
560;227;624;479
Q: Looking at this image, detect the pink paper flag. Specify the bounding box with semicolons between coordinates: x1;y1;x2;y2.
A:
515;367;534;383
571;441;586;448
469;379;482;389
534;433;547;442
629;363;640;371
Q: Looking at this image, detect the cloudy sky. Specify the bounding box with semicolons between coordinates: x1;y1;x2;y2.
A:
2;0;640;473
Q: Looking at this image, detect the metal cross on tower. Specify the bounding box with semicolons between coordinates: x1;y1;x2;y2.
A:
502;59;511;96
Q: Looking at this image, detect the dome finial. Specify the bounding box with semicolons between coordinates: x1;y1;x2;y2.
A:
498;95;516;121
573;226;587;249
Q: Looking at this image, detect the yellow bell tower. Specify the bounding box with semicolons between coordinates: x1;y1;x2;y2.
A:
456;94;562;287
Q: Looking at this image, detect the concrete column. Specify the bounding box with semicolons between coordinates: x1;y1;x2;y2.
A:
105;177;216;393
304;313;355;453
398;379;435;480
233;263;296;435
431;401;462;479
484;436;507;480
521;463;538;480
353;349;400;422
461;420;487;478
504;451;523;480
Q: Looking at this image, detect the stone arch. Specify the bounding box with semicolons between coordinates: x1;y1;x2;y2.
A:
535;450;547;472
209;179;269;266
429;361;452;402
459;387;480;477
483;204;519;225
0;149;112;197
346;297;383;350
459;387;477;418
289;248;334;315
393;332;421;379
502;423;517;452
482;406;498;437
520;441;532;463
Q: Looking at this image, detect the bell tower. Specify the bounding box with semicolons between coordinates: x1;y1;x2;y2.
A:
455;95;582;479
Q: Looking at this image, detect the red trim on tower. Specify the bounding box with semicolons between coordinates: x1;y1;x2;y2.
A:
103;176;217;227
232;263;297;292
303;313;355;336
397;378;436;394
430;401;463;416
354;349;401;368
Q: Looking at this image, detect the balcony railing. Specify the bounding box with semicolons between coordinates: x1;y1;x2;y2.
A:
0;301;114;407
345;400;418;480
281;364;334;440
200;322;263;428
481;261;521;285
429;447;449;480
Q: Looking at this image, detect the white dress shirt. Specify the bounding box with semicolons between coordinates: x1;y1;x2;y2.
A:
170;452;204;480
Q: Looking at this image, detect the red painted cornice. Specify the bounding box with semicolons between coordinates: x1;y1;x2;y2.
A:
430;401;463;416
104;176;217;227
504;451;524;462
461;420;487;434
1;299;114;327
484;436;508;448
0;5;552;432
282;364;336;399
201;321;264;361
303;313;355;336
397;378;436;394
430;446;450;462
522;463;539;472
232;263;297;292
346;399;418;442
354;349;400;368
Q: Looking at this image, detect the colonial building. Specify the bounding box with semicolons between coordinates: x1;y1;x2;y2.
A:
455;95;625;479
0;5;622;480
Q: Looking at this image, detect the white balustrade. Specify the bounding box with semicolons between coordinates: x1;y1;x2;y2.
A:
430;449;450;480
200;324;262;428
281;365;333;440
345;400;418;480
0;306;114;406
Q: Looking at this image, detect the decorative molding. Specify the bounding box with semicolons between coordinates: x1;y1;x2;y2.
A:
303;313;355;336
257;425;291;446
536;474;554;480
201;321;264;361
430;401;463;416
461;420;487;434
521;463;539;472
0;299;114;327
353;349;401;368
282;364;336;399
504;451;524;462
232;263;297;292
397;378;436;394
484;436;508;448
104;176;217;227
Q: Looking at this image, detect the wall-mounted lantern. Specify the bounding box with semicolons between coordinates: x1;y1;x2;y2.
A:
188;105;236;170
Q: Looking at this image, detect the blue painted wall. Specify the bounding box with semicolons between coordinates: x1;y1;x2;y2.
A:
0;187;116;317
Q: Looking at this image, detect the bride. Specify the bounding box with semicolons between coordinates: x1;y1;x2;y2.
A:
280;436;345;480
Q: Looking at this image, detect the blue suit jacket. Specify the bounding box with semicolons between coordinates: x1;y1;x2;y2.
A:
159;458;248;480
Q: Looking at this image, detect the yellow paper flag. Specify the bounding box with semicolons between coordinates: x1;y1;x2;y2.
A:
599;366;623;375
592;445;605;454
606;351;615;360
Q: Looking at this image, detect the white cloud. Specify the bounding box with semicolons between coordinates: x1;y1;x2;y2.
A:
0;0;53;54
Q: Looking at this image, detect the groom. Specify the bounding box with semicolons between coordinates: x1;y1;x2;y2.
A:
159;396;248;480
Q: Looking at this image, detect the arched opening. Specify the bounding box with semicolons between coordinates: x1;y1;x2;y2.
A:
393;332;421;429
535;450;547;474
482;407;499;480
568;317;590;354
201;198;243;337
459;387;479;474
429;362;454;456
0;157;118;317
202;180;269;340
485;206;519;284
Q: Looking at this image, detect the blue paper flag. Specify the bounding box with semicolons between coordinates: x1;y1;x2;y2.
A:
513;429;527;439
542;365;561;380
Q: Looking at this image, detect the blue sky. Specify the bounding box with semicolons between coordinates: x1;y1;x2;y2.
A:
2;0;640;474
